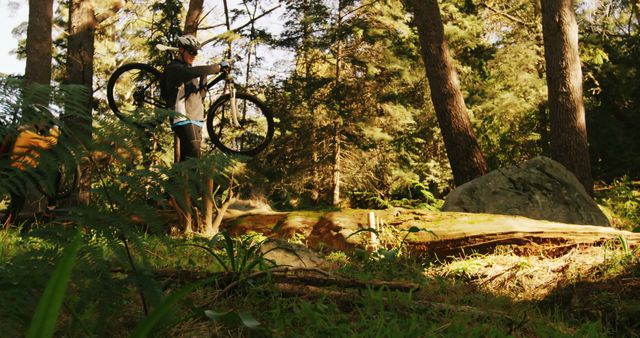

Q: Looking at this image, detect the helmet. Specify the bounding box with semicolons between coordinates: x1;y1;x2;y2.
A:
176;35;200;55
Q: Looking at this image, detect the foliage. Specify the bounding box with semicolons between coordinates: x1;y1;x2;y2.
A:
580;6;640;181
180;231;277;274
2;0;640;335
347;225;436;263
594;177;640;231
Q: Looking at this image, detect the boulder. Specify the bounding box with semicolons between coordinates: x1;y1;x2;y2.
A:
442;156;610;226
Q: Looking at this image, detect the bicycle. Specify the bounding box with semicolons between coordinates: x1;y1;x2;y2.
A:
106;61;274;156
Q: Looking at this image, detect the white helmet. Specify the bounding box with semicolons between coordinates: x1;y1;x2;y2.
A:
176;35;200;54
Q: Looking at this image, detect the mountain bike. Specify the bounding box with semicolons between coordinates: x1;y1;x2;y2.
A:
106;62;274;156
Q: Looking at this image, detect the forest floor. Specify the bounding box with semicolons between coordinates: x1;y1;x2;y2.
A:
166;207;640;337
1;208;639;337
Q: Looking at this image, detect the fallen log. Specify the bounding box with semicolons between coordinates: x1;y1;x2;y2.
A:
299;209;640;258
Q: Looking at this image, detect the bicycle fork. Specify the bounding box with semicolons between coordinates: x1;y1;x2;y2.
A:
229;82;240;127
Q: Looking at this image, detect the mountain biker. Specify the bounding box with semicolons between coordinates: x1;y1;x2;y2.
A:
160;35;230;162
1;113;60;229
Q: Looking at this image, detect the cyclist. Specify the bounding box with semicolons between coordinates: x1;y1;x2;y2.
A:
1;114;59;229
160;35;230;162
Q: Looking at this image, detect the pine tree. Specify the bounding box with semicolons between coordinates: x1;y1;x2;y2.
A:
408;0;488;186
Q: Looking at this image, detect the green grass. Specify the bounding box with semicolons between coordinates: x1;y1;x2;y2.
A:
0;228;637;337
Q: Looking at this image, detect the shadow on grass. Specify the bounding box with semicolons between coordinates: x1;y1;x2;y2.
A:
536;259;640;337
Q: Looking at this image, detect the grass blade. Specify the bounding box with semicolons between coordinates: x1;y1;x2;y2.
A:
222;232;236;272
26;233;82;338
130;277;215;338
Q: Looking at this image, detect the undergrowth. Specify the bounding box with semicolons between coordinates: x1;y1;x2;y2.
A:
3;228;635;337
594;177;640;231
0;77;637;337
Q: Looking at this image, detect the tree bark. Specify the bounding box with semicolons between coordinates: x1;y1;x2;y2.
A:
66;0;125;138
541;0;593;195
66;0;124;204
331;0;344;207
25;0;53;85
183;0;204;35
408;0;488;186
332;121;341;207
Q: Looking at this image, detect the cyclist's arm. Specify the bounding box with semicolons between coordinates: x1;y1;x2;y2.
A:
10;129;59;170
165;63;223;84
17;129;58;151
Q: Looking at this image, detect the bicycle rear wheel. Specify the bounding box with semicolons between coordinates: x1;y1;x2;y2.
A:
206;92;274;156
106;63;165;129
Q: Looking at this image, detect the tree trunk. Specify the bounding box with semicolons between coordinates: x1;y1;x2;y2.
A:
202;176;214;235
25;0;53;85
66;0;96;205
408;0;488;186
331;0;344;207
332;121;341;207
300;0;321;204
21;0;54;215
66;0;124;205
183;0;204;35
67;0;95;130
243;0;259;86
541;0;593;195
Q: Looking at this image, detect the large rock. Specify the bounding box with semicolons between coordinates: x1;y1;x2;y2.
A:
442;156;610;226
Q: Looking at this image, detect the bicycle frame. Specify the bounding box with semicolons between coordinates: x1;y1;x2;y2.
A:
203;71;241;127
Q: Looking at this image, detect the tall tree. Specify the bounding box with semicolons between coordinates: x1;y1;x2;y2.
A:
25;0;54;84
408;0;488;186
66;0;125;203
541;0;593;195
183;0;204;35
67;0;125;143
270;0;329;205
331;0;347;206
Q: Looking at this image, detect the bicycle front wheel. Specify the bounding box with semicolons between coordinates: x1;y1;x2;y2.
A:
206;93;274;156
106;63;165;129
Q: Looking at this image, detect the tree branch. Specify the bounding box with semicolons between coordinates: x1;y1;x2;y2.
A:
480;3;536;29
201;4;281;47
95;0;125;24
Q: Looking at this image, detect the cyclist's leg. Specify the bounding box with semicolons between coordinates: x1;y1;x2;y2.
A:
170;123;202;232
173;123;202;161
43;170;61;219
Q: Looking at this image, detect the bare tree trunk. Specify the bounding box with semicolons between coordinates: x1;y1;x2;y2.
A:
66;0;97;205
297;0;321;204
183;0;204;35
22;0;54;215
202;174;214;235
408;0;488;186
331;0;344;207
243;0;259;86
66;0;124;205
541;0;593;195
222;0;233;58
183;188;194;233
25;0;53;85
332;121;341;207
